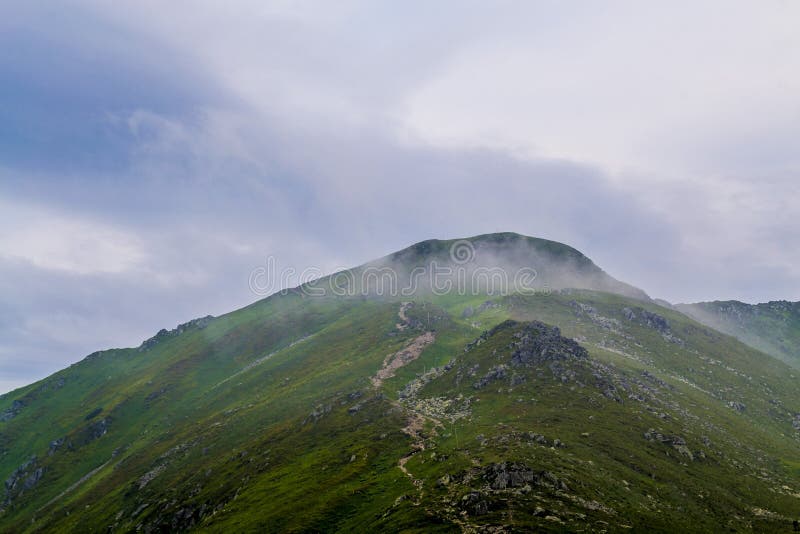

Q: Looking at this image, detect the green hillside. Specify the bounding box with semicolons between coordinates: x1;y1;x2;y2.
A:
677;300;800;368
2;235;800;532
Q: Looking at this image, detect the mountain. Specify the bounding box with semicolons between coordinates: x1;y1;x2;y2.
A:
2;234;800;532
348;233;650;301
676;300;800;368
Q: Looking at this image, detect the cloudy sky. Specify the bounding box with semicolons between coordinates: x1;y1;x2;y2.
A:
1;1;799;393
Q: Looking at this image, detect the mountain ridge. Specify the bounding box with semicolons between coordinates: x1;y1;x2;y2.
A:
305;232;650;303
676;299;800;368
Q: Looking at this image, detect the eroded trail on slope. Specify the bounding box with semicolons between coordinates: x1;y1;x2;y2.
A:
396;301;411;331
372;303;440;502
396;408;446;481
371;331;435;389
397;411;427;488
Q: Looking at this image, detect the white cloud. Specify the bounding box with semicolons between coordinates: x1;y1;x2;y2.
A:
398;2;800;176
1;0;799;394
0;199;147;275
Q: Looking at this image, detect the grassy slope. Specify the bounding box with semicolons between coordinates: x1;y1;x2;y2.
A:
677;300;800;368
1;290;800;530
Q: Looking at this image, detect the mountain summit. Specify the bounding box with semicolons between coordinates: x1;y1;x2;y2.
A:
2;234;800;532
314;233;649;301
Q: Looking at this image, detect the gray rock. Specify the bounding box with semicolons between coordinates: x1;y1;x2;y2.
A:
88;418;110;440
482;462;567;491
139;315;215;351
473;365;508;390
727;400;746;413
0;399;25;422
460;491;489;516
505;321;589;366
48;437;65;456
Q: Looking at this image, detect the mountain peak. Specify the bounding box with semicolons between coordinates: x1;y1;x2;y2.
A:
355;232;649;301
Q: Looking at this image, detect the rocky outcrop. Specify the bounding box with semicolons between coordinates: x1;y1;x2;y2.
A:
460;491;489;516
727;401;746;413
482;462;568;491
570;301;622;332
505;321;588;366
84;407;103;421
48;437;65;456
87;418;110;440
622;307;684;344
302;403;332;425
3;456;44;509
0;378;66;424
138;464;166;490
139;315;214;351
644;429;695;460
0;400;25;422
451;462;569;517
473;365;508;390
462;301;500;320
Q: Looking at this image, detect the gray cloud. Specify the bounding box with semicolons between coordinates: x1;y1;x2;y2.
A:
0;1;798;393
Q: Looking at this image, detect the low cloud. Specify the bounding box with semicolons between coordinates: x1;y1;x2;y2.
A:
0;1;798;392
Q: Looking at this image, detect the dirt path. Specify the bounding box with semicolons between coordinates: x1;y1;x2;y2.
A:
371;331;435;388
396;301;411;330
394;408;441;507
378;306;473;528
372;303;444;502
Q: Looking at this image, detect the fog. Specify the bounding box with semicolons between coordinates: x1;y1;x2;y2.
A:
1;1;798;392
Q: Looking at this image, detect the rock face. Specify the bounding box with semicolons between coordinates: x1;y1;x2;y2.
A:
638;309;670;333
303;403;332;425
0;400;25;422
482;462;568;491
727;401;746;413
502;321;588;366
473;365;509;390
3;457;43;509
460;491;489;516
644;429;695;460
48;438;65;456
139;315;214;351
622;307;683;344
88;418;110;440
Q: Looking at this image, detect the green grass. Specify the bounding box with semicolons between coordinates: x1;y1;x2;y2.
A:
678;300;800;368
2;276;800;531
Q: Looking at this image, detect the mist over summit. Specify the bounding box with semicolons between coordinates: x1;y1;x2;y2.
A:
298;233;649;302
2;2;798;531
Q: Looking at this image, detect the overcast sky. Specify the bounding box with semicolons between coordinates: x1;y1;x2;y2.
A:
1;1;799;393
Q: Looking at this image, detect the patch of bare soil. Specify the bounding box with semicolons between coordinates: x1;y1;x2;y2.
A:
371;331;435;388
